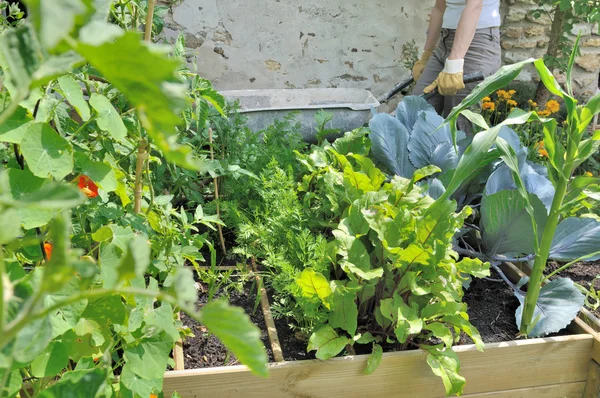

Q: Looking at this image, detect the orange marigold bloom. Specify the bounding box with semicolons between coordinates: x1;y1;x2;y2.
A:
44;242;52;260
537;141;548;157
78;176;99;198
482;96;491;102
546;99;560;114
508;89;516;95
482;101;495;111
507;99;518;107
538;109;551;117
150;394;158;398
585;171;593;177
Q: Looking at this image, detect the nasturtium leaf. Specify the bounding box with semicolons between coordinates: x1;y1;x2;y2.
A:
31;341;69;377
307;325;350;360
0;105;32;143
33;51;85;87
74;152;117;192
549;217;600;261
145;303;180;344
20;122;74;180
423;345;466;396
198;300;268;376
13;316;53;363
92;225;113;243
83;295;127;325
99;242;121;289
89;93;127;142
0;25;44;91
364;344;383;375
328;289;358;336
0;208;20;244
58;75;90;121
1;370;22;398
62;330;101;361
166;267;197;308
369;113;415;178
124;335;172;380
296;268;332;302
38;369;106;398
119;365;162;398
117;235;151;282
515;277;585;337
26;0;87;50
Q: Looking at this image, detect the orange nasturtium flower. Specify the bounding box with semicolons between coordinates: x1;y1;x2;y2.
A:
537;141;549;157
482;101;495;111
78;176;99;198
150;394;158;398
43;243;52;260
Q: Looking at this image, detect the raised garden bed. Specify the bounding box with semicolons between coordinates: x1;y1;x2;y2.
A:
161;263;600;398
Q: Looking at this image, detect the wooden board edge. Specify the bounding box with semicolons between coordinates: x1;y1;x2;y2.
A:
456;381;585;398
584;360;600;398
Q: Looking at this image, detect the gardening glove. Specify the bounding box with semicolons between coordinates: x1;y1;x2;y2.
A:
412;50;433;81
423;59;465;96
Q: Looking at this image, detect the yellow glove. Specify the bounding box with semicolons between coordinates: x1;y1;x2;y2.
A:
412;50;433;81
423;59;465;96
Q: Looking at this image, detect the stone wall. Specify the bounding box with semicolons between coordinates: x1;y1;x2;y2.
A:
159;0;600;100
500;0;600;99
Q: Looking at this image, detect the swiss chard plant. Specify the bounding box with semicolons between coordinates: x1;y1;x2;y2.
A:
0;1;267;397
295;135;489;396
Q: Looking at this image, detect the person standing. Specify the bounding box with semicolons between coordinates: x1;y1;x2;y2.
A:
412;0;502;121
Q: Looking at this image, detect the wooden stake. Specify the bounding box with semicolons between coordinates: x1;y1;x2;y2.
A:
173;312;185;370
251;258;284;362
134;139;148;214
208;128;227;255
144;0;156;42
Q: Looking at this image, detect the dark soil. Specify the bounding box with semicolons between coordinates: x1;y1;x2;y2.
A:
463;273;520;343
180;282;274;369
546;260;600;318
272;316;316;361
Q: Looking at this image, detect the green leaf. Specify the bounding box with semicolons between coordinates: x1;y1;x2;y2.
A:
26;0;87;50
14;316;53;363
421;301;464;320
456;257;490;278
0;208;20;243
446;59;535;145
198;300;268;376
296;268;332;303
117;235;151;282
119;364;162;398
443;315;484;351
423;345;466;396
21;122;74;179
364;344;383;375
412;165;441;184
0;369;22;398
332;128;371;156
0;105;32;144
349;154;386;189
550;217;600;261
31;341;69;377
76;32;197;170
340;202;370;237
395;302;423;342
74;152;117;192
58;75;90;121
417;199;456;247
41;214;77;294
307;325;350;360
425;322;454;348
124;335;172;380
89;93;127;142
38;369;106;398
166;267;197;308
343;238;383;280
0;25;44;92
329;289;358;336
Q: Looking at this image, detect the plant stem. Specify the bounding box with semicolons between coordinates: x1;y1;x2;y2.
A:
543;250;600;282
144;0;156;42
0;245;5;333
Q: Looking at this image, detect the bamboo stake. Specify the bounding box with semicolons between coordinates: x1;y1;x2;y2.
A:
173;312;185;370
144;0;156;42
133;139;148;214
208;128;227;255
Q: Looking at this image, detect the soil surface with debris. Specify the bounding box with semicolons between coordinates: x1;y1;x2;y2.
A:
546;260;600;318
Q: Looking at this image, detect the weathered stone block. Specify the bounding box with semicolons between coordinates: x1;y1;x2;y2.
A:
524;25;545;37
513;39;537;49
506;7;527;22
526;12;551;25
537;38;549;48
502;40;514;50
583;37;600;48
504;27;523;39
576;53;600;72
571;23;594;37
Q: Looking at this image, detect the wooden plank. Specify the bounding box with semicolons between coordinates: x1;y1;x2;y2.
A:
173;312;185;370
457;381;585;398
584;360;600;398
253;268;284;363
162;335;592;398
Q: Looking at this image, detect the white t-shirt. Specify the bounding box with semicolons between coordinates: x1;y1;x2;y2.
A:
442;0;501;29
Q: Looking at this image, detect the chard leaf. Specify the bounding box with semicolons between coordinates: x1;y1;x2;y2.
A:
396;96;435;130
364;344;383;375
425;322;454;348
369;113;415;178
515;277;584;337
329;289;358;336
395;302;423;343
332;128;371;155
421;301;464;320
481;190;548;256
443;315;484;351
296;268;332;302
423;345;466;396
549;217;600;261
307;326;350;360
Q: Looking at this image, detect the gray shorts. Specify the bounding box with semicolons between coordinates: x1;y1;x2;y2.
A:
412;27;502;128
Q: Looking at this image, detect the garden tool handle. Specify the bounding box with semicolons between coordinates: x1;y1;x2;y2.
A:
378;76;415;104
421;71;485;101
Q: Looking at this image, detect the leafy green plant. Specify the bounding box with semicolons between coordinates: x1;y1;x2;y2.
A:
295;137;489;396
0;1;267;396
439;37;600;336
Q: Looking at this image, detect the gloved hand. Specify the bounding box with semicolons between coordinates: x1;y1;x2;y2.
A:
423;59;465;96
412;50;433;81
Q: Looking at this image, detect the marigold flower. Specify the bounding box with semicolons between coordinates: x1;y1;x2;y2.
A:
482;96;491;102
482;101;495;111
496;90;507;100
537;141;548;157
585;171;593;177
150;394;158;398
507;99;518;107
538;109;551;117
508;89;516;95
78;176;99;198
546;99;560;114
44;242;52;260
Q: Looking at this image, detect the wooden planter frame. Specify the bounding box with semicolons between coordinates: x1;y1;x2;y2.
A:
164;263;600;398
